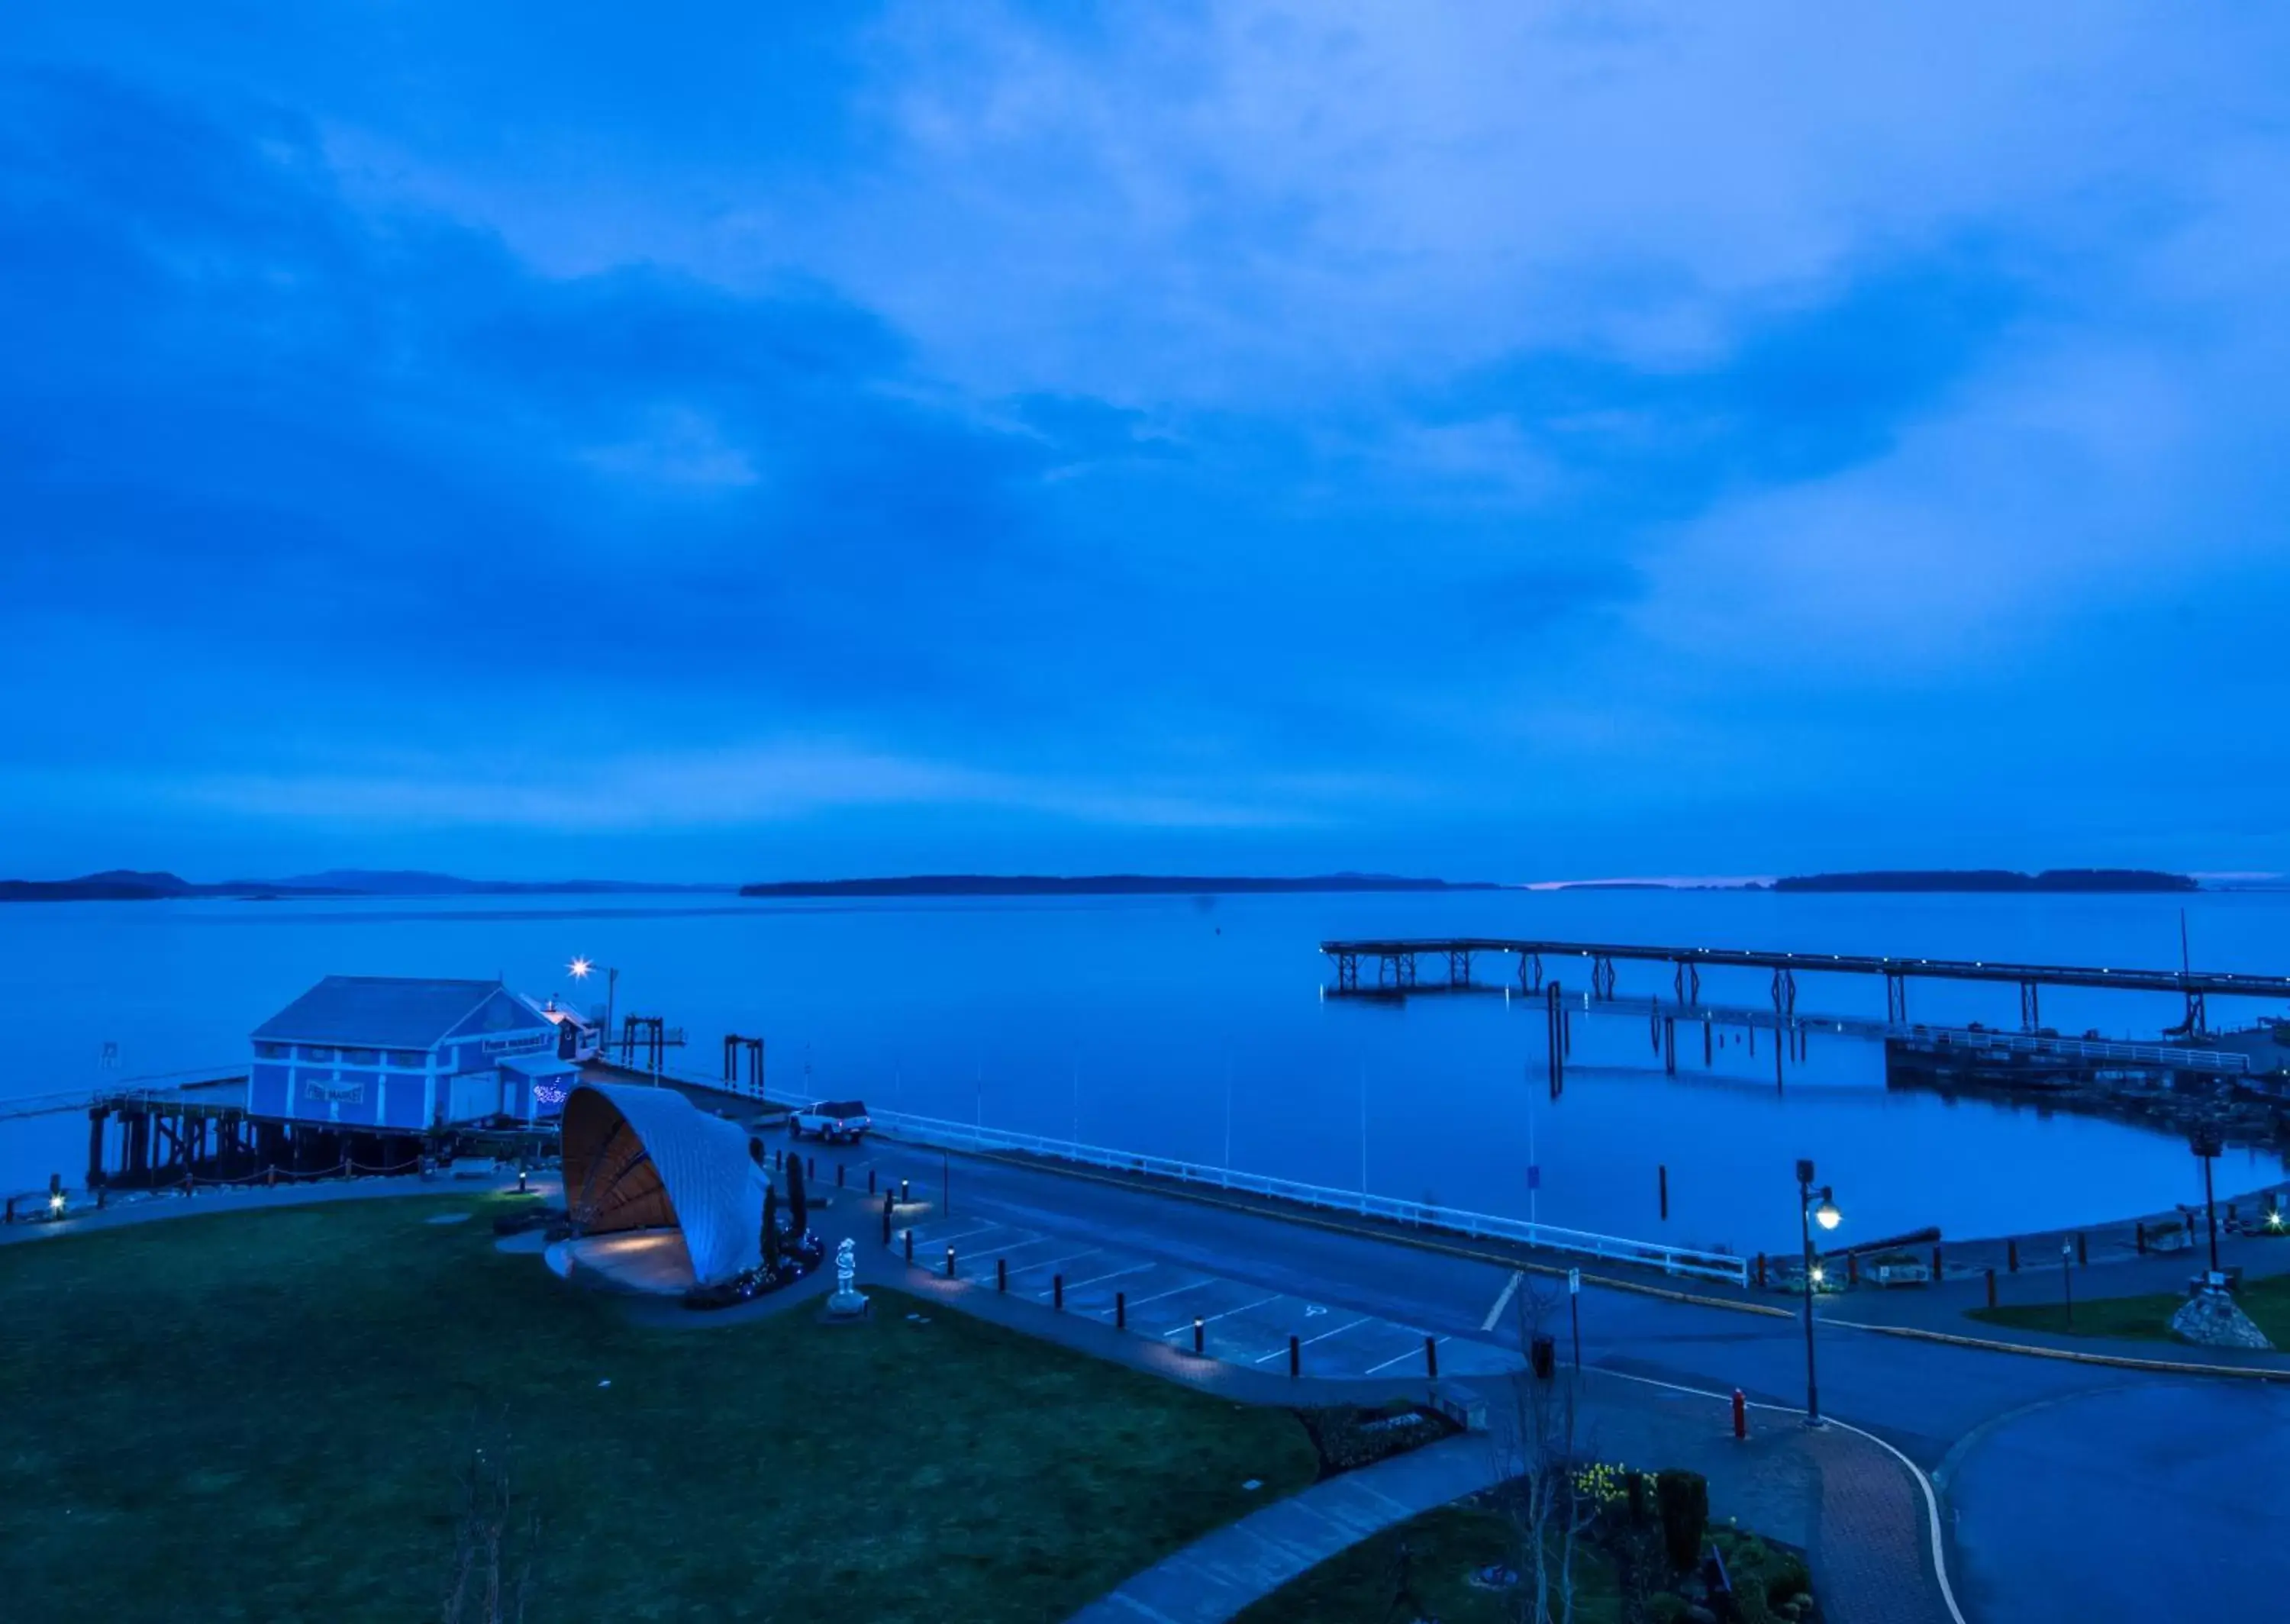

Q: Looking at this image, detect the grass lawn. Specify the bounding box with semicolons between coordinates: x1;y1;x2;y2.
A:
0;1193;1318;1621
1968;1271;2290;1345
1232;1500;1621;1624
1234;1495;1807;1624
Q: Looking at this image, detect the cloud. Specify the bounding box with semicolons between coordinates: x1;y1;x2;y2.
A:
5;8;2290;877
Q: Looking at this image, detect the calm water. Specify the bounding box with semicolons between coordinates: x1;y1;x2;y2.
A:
3;888;2285;1249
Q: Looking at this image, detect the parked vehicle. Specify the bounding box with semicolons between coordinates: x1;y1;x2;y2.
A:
789;1099;872;1143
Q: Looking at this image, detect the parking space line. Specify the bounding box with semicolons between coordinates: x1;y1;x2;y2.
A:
1063;1262;1156;1294
1127;1276;1218;1310
1363;1335;1449;1376
907;1221;1006;1249
1247;1314;1373;1361
1009;1249;1099;1279
978;1236;1060;1261
1163;1293;1282;1338
1482;1271;1523;1332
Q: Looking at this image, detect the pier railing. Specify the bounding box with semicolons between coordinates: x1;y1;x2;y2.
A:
1914;1030;2250;1072
865;1108;1750;1287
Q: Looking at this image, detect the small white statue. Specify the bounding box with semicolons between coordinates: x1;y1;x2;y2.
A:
827;1236;869;1318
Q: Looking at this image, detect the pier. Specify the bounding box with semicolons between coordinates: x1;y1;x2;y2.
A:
1321;936;2290;1032
1321;935;2290;1097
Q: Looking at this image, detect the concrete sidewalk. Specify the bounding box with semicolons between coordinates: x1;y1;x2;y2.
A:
1059;1366;1956;1624
863;1239;1957;1624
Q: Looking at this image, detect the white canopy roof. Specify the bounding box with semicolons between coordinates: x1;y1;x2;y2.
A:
560;1082;766;1286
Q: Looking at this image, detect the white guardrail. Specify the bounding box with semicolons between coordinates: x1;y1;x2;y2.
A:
1924;1031;2250;1072
863;1108;1750;1287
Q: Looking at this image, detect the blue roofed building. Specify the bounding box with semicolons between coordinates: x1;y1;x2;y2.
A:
247;976;580;1130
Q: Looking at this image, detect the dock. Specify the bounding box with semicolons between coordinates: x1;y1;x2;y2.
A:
1321;935;2290;1099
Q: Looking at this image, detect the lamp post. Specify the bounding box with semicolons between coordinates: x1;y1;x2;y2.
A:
2192;1126;2224;1281
1795;1158;1842;1426
568;958;618;1045
2061;1239;2075;1329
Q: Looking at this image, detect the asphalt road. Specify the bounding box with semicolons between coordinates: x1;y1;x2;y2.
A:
831;1134;2285;1622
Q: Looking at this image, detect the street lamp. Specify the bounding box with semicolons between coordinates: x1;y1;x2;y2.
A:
2061;1238;2075;1329
1796;1158;1842;1426
570;956;619;1041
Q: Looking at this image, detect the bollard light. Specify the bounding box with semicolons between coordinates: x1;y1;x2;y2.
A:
48;1191;66;1216
1193;1316;1205;1355
518;1169;528;1194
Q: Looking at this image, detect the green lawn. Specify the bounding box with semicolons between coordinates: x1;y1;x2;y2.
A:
1234;1500;1621;1624
1968;1271;2290;1345
1232;1497;1805;1624
0;1194;1318;1621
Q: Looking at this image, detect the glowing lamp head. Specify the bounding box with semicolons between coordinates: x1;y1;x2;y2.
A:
569;956;592;981
1808;1265;1826;1285
1812;1192;1842;1232
2270;1209;2285;1231
48;1191;66;1215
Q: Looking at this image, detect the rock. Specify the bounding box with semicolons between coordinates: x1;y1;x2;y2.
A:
1684;1605;1719;1624
2169;1287;2274;1350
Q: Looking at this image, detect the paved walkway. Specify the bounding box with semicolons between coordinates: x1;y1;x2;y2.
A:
1068;1435;1503;1624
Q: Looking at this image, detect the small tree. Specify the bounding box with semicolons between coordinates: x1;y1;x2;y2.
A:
760;1187;781;1272
1490;1279;1598;1623
784;1156;808;1237
442;1416;536;1624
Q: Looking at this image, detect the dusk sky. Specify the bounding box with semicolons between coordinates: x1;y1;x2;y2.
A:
5;4;2287;882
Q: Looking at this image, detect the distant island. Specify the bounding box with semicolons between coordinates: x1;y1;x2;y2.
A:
1770;868;2198;894
0;868;733;903
739;873;1499;899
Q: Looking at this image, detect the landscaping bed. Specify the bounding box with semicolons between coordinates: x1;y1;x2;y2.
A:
1293;1397;1459;1477
1969;1271;2290;1345
0;1192;1318;1620
1235;1466;1812;1624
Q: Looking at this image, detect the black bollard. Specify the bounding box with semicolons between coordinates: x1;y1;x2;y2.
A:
998;1258;1008;1293
869;1168;877;1195
882;1207;892;1245
1659;1165;1668;1222
1985;1268;1997;1308
1116;1290;1127;1330
1289;1334;1299;1377
1425;1335;1438;1379
904;1228;914;1265
1054;1274;1065;1310
1192;1317;1205;1355
945;1245;956;1279
837;1164;845;1188
807;1155;815;1181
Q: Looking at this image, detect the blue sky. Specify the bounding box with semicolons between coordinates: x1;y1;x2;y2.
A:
4;3;2288;881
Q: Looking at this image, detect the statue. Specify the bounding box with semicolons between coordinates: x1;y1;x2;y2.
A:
826;1236;869;1319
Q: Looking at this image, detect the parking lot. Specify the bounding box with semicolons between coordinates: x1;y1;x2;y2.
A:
888;1210;1525;1381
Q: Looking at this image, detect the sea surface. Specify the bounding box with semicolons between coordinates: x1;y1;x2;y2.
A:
2;888;2285;1250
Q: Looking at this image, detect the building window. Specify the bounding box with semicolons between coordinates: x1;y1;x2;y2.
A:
389;1051;422;1068
302;1046;334;1062
256;1042;285;1059
347;1049;379;1065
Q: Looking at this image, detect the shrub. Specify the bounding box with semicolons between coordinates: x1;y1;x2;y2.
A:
1654;1469;1708;1575
761;1188;781;1271
1292;1404;1452;1477
784;1156;808;1235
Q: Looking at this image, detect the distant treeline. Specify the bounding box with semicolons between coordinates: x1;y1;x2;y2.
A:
0;868;729;902
1770;868;2198;894
739;873;1498;899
